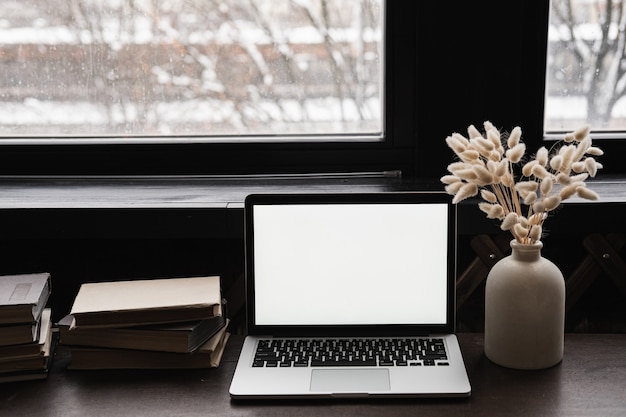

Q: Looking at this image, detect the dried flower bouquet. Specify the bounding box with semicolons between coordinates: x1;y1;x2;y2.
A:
441;122;603;244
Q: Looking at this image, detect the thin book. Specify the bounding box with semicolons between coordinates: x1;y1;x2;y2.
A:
58;312;226;353
67;321;230;370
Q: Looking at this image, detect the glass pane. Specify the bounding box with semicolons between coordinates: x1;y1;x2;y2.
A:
545;0;626;134
0;0;383;139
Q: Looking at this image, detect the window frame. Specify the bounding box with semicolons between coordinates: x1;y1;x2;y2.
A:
413;0;624;179
542;0;625;176
3;1;620;179
0;0;418;177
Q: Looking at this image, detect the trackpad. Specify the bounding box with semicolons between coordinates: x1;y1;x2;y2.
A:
310;369;390;392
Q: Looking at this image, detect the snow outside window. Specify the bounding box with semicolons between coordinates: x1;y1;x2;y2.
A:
0;0;383;141
546;0;626;137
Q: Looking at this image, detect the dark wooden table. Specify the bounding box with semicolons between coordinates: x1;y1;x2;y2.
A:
2;333;626;417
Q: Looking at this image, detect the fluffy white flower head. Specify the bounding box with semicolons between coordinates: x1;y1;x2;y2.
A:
441;123;602;244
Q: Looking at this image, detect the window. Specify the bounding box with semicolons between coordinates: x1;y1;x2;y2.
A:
0;0;383;141
0;0;419;176
546;0;626;137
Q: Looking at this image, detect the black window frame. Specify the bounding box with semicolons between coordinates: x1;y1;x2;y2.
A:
415;0;622;179
0;0;418;177
1;1;621;179
542;0;624;176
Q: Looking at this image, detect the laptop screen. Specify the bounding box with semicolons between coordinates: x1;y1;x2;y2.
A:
245;193;456;336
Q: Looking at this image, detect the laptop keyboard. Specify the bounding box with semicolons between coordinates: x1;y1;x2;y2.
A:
252;337;449;368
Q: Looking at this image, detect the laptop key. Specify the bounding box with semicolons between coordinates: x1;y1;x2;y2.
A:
311;359;377;367
255;352;280;360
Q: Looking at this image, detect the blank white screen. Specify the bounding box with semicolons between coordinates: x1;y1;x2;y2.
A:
252;203;450;326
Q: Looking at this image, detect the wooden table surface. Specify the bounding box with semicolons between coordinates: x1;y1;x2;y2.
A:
2;333;626;417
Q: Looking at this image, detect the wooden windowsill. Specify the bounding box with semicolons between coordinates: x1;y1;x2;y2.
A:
0;174;623;209
0;174;622;240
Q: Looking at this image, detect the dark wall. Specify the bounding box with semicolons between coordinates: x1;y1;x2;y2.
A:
1;1;624;333
1;201;625;334
415;1;549;179
456;202;626;333
0;237;244;327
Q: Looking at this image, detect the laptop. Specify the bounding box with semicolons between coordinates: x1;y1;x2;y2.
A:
229;192;471;399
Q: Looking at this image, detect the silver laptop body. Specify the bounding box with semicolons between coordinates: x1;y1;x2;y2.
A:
229;192;471;399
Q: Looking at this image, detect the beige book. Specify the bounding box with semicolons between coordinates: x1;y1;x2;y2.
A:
70;276;221;328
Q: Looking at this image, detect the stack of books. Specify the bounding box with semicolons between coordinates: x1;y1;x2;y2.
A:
0;273;55;383
59;275;229;370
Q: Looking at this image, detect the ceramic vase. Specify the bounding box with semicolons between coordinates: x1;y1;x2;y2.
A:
484;240;565;370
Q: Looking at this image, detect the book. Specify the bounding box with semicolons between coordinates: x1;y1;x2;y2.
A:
0;309;52;360
0;320;40;347
68;321;230;370
0;309;53;372
58;311;226;353
0;368;50;383
0;333;57;384
70;276;222;328
198;319;230;367
0;273;51;325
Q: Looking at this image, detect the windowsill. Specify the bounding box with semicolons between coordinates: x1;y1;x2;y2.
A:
0;173;441;209
0;174;438;239
0;174;622;240
0;173;623;209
